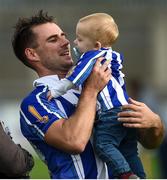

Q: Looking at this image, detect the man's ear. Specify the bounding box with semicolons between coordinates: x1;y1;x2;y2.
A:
95;41;102;49
25;48;40;62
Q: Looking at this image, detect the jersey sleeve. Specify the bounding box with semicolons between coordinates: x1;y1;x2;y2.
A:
66;50;106;86
20;86;66;139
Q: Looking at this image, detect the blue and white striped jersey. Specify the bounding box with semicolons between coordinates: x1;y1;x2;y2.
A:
20;75;110;179
67;48;129;111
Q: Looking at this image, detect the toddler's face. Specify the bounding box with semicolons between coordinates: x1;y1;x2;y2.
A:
74;34;95;54
74;23;95;53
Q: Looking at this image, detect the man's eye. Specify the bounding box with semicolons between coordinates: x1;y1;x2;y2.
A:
49;38;57;42
62;33;67;38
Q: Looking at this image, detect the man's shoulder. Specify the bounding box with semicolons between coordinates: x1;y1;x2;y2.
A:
21;85;48;108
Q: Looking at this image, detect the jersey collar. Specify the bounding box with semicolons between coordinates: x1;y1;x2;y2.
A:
33;75;60;89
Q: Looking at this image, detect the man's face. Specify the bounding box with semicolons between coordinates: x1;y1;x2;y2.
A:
33;23;73;75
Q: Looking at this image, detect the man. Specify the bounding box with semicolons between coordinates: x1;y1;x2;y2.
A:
0;121;34;178
12;10;164;178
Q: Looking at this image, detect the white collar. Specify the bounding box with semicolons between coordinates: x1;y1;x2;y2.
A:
33;75;60;89
34;75;81;105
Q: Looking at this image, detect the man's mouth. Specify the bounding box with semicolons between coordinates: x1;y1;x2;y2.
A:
60;49;70;56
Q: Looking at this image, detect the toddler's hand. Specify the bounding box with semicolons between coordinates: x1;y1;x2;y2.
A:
47;91;54;101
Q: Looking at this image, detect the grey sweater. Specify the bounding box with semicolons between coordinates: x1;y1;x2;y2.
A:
0;123;34;178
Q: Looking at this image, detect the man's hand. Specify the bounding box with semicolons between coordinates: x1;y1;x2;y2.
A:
84;57;111;94
118;98;164;149
118;98;160;129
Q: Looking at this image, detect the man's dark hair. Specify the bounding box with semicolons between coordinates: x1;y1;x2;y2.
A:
12;10;55;69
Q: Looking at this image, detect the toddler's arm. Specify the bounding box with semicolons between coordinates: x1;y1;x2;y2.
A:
48;78;73;100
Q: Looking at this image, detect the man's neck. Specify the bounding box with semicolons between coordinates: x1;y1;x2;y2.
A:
57;72;67;79
37;69;68;79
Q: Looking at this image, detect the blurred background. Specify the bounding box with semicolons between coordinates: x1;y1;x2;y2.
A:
0;0;167;178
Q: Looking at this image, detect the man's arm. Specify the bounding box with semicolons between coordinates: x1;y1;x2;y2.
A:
45;58;111;154
137;114;164;149
0;123;34;177
118;98;164;149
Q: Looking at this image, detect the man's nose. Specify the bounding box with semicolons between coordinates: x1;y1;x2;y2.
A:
61;37;70;46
